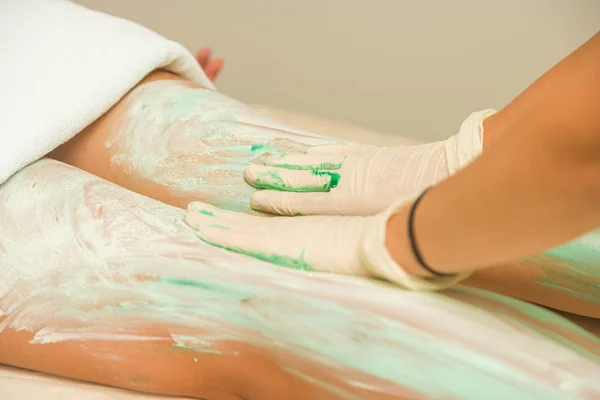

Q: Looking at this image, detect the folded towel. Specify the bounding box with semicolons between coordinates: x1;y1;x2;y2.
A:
0;0;214;185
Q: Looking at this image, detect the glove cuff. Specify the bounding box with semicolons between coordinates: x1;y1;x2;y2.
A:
359;198;471;291
445;109;496;175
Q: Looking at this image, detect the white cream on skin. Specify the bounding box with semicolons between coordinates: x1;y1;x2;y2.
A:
105;80;342;212
105;81;600;309
0;159;599;399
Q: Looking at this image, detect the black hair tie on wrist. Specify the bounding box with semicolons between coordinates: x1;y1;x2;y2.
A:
408;188;458;277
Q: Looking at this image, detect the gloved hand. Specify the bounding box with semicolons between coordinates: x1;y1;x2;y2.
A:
186;201;470;291
245;109;495;216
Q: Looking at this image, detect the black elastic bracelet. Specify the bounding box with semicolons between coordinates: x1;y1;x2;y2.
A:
408;188;457;277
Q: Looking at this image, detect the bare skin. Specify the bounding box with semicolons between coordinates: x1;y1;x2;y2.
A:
0;160;408;400
49;68;600;321
5;34;594;398
196;47;224;82
385;32;600;319
49;71;191;208
1;325;371;400
0;325;271;400
388;32;600;275
1;161;599;399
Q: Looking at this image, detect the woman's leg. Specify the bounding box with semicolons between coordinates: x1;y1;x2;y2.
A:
48;70;600;319
49;70;341;212
464;255;600;319
1;159;599;399
0;159;392;400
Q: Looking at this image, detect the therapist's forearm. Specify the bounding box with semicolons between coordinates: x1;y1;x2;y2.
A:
387;31;600;276
482;31;600;149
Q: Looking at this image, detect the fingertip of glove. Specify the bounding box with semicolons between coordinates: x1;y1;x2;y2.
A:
250;191;268;213
244;164;260;185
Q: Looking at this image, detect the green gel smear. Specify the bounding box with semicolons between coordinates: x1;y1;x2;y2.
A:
91;277;599;399
251;143;281;153
210;224;230;230
455;286;600;353
534;231;600;303
158;277;253;296
312;170;341;188
529;257;600;304
198;209;215;216
158;280;589;399
254;170;328;192
199;236;313;271
271;161;343;171
545;231;600;264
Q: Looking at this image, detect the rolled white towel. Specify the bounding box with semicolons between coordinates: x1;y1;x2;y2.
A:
0;0;214;185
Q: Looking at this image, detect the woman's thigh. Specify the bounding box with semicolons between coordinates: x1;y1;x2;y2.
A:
465;255;600;319
49;70;342;212
0;159;383;399
1;159;599;399
47;70;600;319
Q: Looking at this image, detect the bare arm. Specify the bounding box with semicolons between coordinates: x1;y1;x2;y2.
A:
49;61;600;316
3;160;599;399
388;32;600;275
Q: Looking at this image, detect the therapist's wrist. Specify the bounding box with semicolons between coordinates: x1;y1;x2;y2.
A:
385;204;433;278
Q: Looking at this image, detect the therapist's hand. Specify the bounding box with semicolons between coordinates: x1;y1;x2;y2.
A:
196;48;224;82
187;201;373;276
245;109;495;216
185;201;467;291
245;142;446;216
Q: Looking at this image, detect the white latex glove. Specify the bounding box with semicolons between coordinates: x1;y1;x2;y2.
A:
185;201;470;291
245;109;495;216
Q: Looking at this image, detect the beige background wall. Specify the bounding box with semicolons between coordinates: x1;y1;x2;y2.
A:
76;0;600;141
